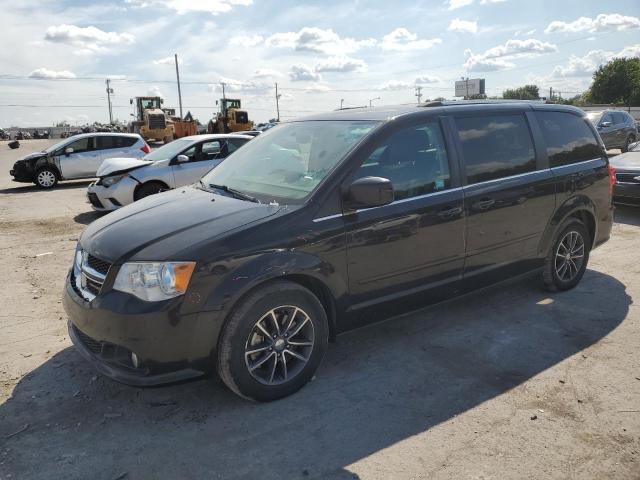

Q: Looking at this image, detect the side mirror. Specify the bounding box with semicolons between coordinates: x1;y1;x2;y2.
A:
599;121;612;128
64;147;74;156
345;176;394;210
176;154;189;163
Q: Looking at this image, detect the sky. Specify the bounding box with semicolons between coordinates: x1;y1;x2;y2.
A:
0;0;639;127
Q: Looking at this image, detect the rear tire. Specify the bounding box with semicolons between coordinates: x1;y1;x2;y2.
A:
217;280;329;402
543;220;591;292
622;134;636;153
134;181;168;201
34;167;58;189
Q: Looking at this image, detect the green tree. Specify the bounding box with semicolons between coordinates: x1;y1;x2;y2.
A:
589;57;640;106
502;84;540;100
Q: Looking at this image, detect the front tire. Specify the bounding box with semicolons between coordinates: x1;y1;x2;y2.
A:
134;181;168;201
34;167;58;189
217;281;329;402
543;220;591;292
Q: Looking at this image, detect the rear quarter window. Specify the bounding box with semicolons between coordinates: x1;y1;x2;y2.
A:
535;111;602;168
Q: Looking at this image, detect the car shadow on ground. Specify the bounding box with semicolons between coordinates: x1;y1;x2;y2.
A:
614;205;640;227
0;270;630;479
73;210;103;225
0;180;93;195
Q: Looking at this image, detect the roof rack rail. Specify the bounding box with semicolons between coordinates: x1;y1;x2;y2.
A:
420;99;551;107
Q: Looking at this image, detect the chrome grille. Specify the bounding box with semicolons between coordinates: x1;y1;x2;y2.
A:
87;254;110;276
73;250;111;301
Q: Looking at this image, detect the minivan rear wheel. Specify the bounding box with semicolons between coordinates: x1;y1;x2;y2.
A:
543;220;591;292
217;280;328;402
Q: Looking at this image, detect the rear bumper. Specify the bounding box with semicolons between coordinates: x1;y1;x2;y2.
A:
63;272;209;386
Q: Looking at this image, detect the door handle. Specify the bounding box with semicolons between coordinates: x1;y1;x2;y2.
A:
437;206;463;219
472;198;495;210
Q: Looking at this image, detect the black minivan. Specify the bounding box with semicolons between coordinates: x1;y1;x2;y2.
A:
63;101;614;401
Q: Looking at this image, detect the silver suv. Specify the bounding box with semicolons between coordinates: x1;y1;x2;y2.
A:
586;110;637;152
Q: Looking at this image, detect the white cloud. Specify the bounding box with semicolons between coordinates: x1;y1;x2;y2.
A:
315;56;366;73
28;68;76;79
209;77;270;93
251;68;283;78
125;0;253;15
153;56;181;65
381;28;441;51
229;34;264;47
479;0;507;3
266;27;375;56
464;38;558;71
448;0;473;10
148;85;164;98
44;24;135;54
288;64;321;82
304;84;331;93
552;44;640;77
545;13;640;34
415;75;440;84
448;19;478;34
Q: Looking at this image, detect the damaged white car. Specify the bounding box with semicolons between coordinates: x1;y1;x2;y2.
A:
87;134;253;211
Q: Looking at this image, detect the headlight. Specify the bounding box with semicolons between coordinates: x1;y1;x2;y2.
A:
101;174;126;187
113;261;195;301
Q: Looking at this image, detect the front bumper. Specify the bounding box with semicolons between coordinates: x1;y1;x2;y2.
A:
87;177;138;212
63;271;208;386
614;182;640;207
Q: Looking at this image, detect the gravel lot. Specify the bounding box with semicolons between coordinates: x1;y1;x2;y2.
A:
1;139;639;480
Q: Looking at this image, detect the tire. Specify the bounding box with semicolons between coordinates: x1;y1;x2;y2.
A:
217;280;329;402
543;220;591;292
621;134;636;153
134;181;168;201
34;167;58;189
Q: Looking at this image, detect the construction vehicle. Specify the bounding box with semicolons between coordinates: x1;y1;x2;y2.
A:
207;98;253;134
129;96;175;143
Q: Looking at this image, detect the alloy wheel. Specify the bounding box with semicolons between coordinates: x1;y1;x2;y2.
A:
244;305;315;386
37;170;56;188
554;230;585;282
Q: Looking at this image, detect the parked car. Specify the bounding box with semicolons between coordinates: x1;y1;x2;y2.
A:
87;134;253;211
63;102;613;401
586;110;637;152
9;133;149;189
610;141;640;206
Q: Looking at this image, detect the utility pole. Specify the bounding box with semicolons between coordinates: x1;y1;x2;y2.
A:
415;86;423;105
174;53;183;119
369;96;380;107
221;82;226;102
275;82;281;121
549;87;553;101
340;98;344;109
105;79;114;124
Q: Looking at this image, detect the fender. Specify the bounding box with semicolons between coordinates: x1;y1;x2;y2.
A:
33;155;62;179
198;248;349;340
538;194;597;256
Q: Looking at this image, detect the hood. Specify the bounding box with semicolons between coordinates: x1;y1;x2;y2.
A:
97;157;152;177
80;186;281;262
610;151;640;171
17;151;47;162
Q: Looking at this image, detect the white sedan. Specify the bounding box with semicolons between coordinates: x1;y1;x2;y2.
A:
87;134;252;211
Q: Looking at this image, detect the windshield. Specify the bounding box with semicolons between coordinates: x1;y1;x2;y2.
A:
200;120;378;204
144;138;194;161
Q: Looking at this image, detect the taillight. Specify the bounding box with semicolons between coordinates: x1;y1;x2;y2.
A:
141;143;150;154
608;164;616;197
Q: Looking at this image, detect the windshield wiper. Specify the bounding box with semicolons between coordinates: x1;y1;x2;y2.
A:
207;183;260;203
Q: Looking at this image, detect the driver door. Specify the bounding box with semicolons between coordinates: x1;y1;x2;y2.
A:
171;140;227;187
58;136;102;179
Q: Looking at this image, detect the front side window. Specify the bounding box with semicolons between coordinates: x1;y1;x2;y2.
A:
67;137;91;154
197;141;222;161
612;112;628;125
353;122;451;200
200;120;378;204
535;111;602;167
601;113;613;126
456;114;535;184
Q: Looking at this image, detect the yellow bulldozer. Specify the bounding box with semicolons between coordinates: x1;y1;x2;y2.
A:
207;98;253;134
129;96;175;143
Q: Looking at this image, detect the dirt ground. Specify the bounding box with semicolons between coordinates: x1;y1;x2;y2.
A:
0;139;639;480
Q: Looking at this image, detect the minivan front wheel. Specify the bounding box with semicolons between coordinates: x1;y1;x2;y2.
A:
543;220;591;292
217;280;328;402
